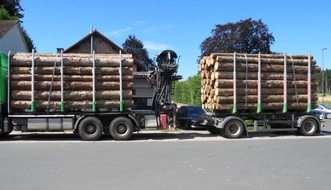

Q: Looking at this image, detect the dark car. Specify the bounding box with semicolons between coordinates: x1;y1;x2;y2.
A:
176;105;211;129
315;104;331;119
311;109;326;120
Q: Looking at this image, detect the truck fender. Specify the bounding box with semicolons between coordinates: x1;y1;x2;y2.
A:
214;116;248;136
126;114;140;131
297;115;321;133
73;115;87;131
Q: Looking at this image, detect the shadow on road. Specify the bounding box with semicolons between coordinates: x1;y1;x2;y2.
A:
1;129;331;142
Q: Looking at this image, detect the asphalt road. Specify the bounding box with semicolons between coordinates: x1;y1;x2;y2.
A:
0;120;331;190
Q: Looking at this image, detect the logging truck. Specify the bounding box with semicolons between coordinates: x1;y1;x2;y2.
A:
0;50;180;140
199;52;322;138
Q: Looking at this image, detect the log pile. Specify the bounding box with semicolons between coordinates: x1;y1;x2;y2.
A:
9;53;134;111
200;53;320;112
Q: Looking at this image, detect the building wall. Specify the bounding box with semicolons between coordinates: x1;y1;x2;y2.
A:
0;24;27;54
67;35;119;54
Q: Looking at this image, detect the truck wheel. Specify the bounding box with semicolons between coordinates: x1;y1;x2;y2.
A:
78;117;103;141
109;117;133;140
222;119;244;138
298;118;318;136
206;125;221;135
0;132;11;138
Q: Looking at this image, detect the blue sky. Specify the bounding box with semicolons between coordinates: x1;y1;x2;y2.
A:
20;0;331;80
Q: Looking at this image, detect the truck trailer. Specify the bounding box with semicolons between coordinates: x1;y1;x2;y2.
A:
200;52;321;138
0;50;180;140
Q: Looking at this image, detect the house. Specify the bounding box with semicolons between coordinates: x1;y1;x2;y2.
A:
0;20;28;54
64;30;154;109
65;30;146;72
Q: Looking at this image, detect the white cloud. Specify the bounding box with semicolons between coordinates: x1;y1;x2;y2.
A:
134;20;145;25
144;41;172;51
108;27;131;37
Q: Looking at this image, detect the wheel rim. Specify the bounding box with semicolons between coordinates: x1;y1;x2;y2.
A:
85;124;97;134
303;121;315;133
228;123;241;135
116;123;128;134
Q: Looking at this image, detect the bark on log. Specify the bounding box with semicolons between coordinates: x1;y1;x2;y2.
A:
10;100;134;109
10;53;134;67
212;71;313;80
10;81;133;90
209;53;314;60
11;90;132;100
205;102;316;111
10;74;133;82
213;62;320;73
213;79;318;88
10;66;133;75
212;94;318;104
214;87;310;96
215;56;317;65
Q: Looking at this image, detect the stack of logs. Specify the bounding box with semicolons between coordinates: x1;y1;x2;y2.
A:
200;53;320;112
10;53;134;111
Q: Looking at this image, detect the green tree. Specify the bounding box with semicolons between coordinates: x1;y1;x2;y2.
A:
0;0;23;19
173;75;201;106
0;6;17;20
200;18;275;56
188;75;201;106
122;35;153;70
0;0;36;52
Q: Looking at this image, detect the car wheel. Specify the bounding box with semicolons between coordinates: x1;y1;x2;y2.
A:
179;120;191;130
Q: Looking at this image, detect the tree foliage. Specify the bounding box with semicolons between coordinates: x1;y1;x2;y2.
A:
122;35;153;70
317;69;331;94
0;6;17;20
200;18;275;56
0;0;23;19
0;0;36;52
173;75;201;106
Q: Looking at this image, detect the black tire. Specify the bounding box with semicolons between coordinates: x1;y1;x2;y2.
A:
0;132;11;139
221;119;244;138
78;116;103;141
109;117;133;140
298;118;318;136
177;120;191;130
206;125;221;135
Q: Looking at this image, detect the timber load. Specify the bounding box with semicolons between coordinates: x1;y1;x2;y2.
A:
200;53;320;112
9;52;134;112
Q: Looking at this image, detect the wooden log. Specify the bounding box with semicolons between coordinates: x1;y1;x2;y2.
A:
215;56;317;65
11;90;132;100
212;71;312;80
213;62;320;73
214;87;311;96
212;94;318;104
10;100;134;109
10;53;134;67
10;81;133;90
10;74;133;82
213;79;318;88
208;53;314;60
10;66;133;75
206;102;316;111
